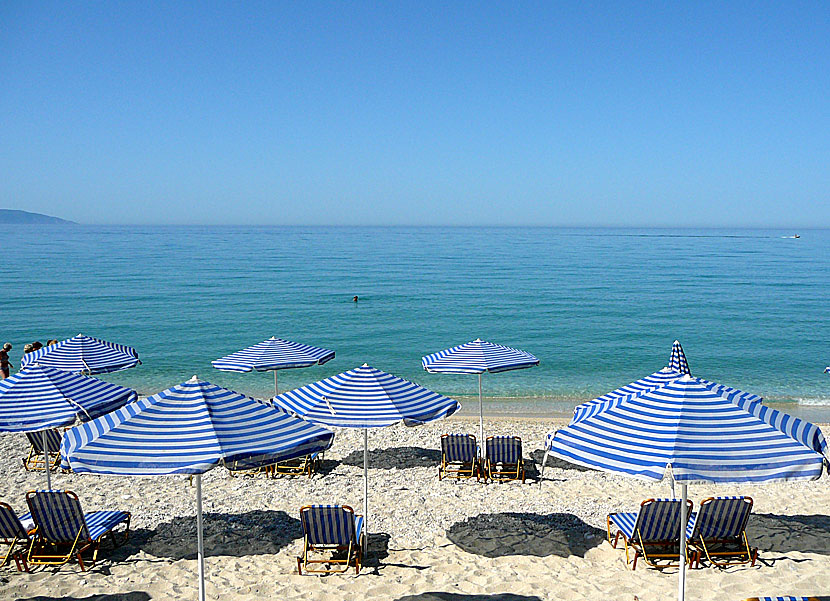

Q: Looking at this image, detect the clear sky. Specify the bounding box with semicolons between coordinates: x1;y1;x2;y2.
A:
2;2;828;226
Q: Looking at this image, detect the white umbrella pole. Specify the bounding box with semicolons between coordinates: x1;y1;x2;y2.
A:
43;430;52;489
478;373;484;457
363;429;369;554
195;474;206;601
678;483;687;601
274;370;278;396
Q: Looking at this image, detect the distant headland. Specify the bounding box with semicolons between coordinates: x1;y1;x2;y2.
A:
0;209;76;224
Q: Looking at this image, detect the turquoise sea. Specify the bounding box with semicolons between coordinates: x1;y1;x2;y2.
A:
3;226;829;419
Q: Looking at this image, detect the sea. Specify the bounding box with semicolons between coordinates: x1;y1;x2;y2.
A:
3;226;829;420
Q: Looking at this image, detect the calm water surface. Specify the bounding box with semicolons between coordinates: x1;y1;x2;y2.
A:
3;226;828;417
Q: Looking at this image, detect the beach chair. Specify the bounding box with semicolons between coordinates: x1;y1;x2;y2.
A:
25;490;131;570
297;504;364;575
483;436;525;483
687;496;757;568
0;502;32;572
607;498;694;570
743;598;820;601
23;429;63;472
271;452;323;478
439;434;479;480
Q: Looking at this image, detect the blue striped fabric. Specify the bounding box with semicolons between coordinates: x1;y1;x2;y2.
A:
668;340;690;374
610;499;689;542
20;334;139;375
825;367;830;374
25;429;63;453
301;505;361;546
26;491;129;542
0;503;27;539
571;341;763;426
548;374;827;483
421;339;539;375
688;496;753;540
0;364;137;432
442;434;477;463
212;337;335;373
27;490;90;542
269;365;461;428
61;377;335;475
748;598;816;601
486;436;522;464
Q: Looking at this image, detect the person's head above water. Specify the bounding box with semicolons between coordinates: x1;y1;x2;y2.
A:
353;295;359;302
2;343;11;351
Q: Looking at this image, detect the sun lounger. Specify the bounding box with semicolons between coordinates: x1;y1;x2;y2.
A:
687;496;757;568
607;498;694;570
743;597;820;601
25;490;131;570
23;429;63;472
439;434;479;480
271;452;323;478
484;435;525;483
297;504;364;575
0;502;32;571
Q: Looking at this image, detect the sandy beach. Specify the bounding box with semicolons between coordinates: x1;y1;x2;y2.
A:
2;416;829;601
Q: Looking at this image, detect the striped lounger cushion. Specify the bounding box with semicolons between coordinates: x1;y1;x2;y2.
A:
610;499;687;542
303;505;363;546
443;435;476;462
487;436;521;464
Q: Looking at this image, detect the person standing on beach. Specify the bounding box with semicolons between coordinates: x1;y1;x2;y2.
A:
0;343;12;379
22;343;33;355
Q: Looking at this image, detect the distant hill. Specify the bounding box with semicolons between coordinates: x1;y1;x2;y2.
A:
0;209;76;224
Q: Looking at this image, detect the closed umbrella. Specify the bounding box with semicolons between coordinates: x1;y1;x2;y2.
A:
21;333;140;375
422;339;538;449
61;376;334;601
212;336;334;394
0;363;137;488
545;345;828;601
269;364;460;552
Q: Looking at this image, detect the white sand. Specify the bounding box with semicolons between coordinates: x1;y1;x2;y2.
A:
2;417;829;601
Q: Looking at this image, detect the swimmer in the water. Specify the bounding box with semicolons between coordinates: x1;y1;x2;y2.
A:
353;295;359;302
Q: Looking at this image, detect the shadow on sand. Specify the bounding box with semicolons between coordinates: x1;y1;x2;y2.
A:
749;513;830;555
530;449;594;474
341;446;442;469
111;509;303;561
446;512;604;558
13;595;152;601
395;595;544;601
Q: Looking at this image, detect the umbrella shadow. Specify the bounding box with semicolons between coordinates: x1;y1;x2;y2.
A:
13;595;152;601
749;513;830;556
395;595;544;601
446;512;604;558
112;509;303;561
530;450;594;474
341;447;441;470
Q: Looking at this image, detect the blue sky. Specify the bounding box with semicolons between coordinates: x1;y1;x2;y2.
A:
1;2;828;226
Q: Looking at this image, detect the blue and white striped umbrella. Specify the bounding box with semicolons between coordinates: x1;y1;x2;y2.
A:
544;344;828;601
825;366;829;373
211;337;335;394
571;341;761;424
0;362;137;489
270;364;460;428
21;334;140;375
270;364;460;552
0;364;137;432
421;339;538;446
61;376;334;601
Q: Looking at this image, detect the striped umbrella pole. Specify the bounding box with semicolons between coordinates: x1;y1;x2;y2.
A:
363;429;369;552
478;373;484;456
274;370;278;395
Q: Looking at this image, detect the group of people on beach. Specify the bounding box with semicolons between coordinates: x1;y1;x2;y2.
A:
0;339;59;379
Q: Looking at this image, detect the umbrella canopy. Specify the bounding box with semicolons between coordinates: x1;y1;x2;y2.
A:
211;336;335;394
545;343;828;601
61;376;334;601
421;338;538;447
21;334;140;375
0;363;137;489
421;338;539;374
548;373;828;482
270;364;460;428
571;341;762;424
270;364;460;554
0;363;137;432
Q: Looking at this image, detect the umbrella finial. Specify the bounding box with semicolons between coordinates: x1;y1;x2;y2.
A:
474;338;482;342
188;375;199;383
361;363;369;368
669;341;691;375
